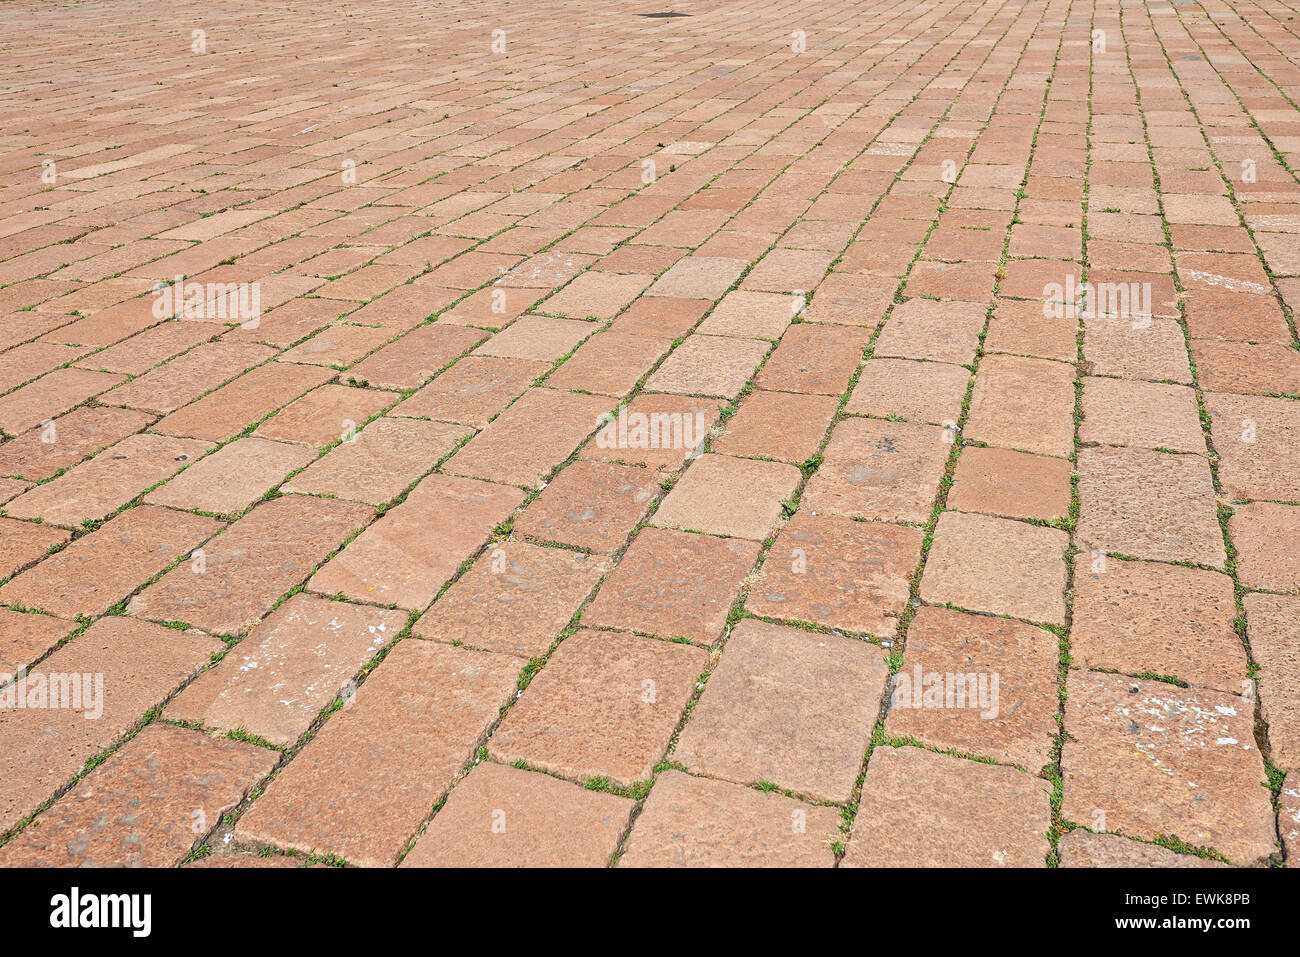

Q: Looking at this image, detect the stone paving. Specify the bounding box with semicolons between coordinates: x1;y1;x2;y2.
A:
0;0;1297;868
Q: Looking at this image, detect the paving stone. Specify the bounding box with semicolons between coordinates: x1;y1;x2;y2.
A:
402;762;632;867
255;383;397;447
279;324;393;368
1061;672;1276;865
1083;313;1192;384
448;388;611;487
643;334;768;399
580;393;717;471
3;432;213;527
414;542;606;658
753;323;869;395
948;446;1072;521
696;290;794;339
651;454;800;541
0;617;223;833
473;315;594;363
966;355;1075;458
130;495;374;635
0;505;221;619
236;640;519;867
1243;593;1300;771
885;607;1059;769
0;406;155;482
747;513;922;637
1079;377;1205;453
985;298;1080;362
1193;340;1300;396
1076;447;1226;568
0;516;70;579
309;473;522;610
842;746;1052;868
167;594;405;747
0;608;75;679
145;437;316;514
1282;772;1300;863
0;724;276;867
1206;392;1300;502
1230;502;1300;592
801;417;949;523
538;271;652;320
647;257;746;300
711;390;838;463
1072;559;1246;694
921;511;1068;625
582;527;759;645
282;417;469;504
544;331;672;397
1057;830;1225;868
608;297;710;338
392;356;550;427
494;612;696;776
844;358;969;426
619;770;839;868
873;298;986;365
154;362;335;442
344;324;487;391
675;620;886;802
514;460;658;554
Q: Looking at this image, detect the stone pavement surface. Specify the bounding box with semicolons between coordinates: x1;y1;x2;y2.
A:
0;0;1297;868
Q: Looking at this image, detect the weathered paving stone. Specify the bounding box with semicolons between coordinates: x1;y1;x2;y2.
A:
947;446;1072;521
696;290;794;339
1083;314;1192;384
103;342;275;414
1076;447;1226;568
674;620;887;802
647;256;746;300
167;594;406;747
885;607;1059;769
651;454;800;541
873;299;986;366
0;617;223;833
544;331;672;397
644;334;770;402
920;511;1068;626
0;406;155;482
236;640;519;867
582;527;759;644
1072;558;1245;694
513;460;659;554
619;770;839;868
842;746;1052;867
1079;377;1205;453
130;495;374;635
145;437;316;514
392;356;551;428
0;505;221;619
753;323;869;395
0;724;276;867
1205;392;1300;502
491;629;706;787
256;383;398;447
473;315;594;363
0;608;75;679
965;355;1075;458
1243;593;1300;771
401;762;632;868
413;542;606;658
0;516;70;579
282;417;470;505
347;324;488;390
309;473;521;610
711;390;838;463
0;368;124;436
579;393;717;471
1057;830;1225;868
538;271;653;320
844;358;970;426
3;432;213;528
1230;502;1300;592
747;513;922;637
801;417;949;523
448;388;612;488
1061;672;1276;865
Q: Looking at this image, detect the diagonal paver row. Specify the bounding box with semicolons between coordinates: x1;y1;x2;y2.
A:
0;0;1297;868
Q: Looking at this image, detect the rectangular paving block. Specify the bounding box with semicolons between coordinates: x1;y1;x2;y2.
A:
144;437;318;514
